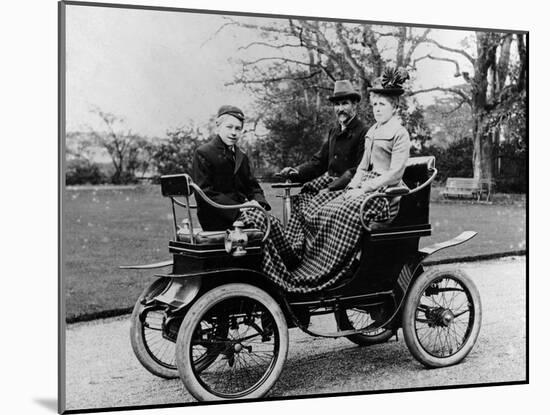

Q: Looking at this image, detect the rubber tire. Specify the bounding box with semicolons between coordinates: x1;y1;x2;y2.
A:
402;268;482;368
175;283;289;401
334;308;393;346
130;278;179;379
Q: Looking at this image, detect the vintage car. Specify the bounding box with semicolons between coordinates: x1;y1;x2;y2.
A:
122;156;482;401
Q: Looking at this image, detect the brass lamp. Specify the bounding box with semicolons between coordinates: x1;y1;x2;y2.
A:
224;221;248;257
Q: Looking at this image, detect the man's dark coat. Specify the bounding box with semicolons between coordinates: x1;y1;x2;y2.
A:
296;116;368;190
192;135;270;231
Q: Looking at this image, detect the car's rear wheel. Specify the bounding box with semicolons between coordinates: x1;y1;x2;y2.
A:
334;306;394;346
402;268;482;368
130;278;179;379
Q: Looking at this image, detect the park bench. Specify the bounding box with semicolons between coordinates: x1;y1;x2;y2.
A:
441;177;493;201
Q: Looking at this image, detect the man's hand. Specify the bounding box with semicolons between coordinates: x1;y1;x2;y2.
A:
280;167;298;177
244;200;262;208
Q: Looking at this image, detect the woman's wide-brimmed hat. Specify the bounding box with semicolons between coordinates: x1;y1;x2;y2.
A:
369;67;410;96
328;80;362;102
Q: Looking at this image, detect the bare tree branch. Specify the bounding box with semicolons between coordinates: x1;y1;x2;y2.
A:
226;70;322;86
410;86;471;104
370;26;404;38
296;20;339;63
422;38;475;64
318;64;335;81
200;20;239;47
238;41;304;51
403;28;431;67
362;25;383;77
396;27;406;67
438;99;470;115
335;22;366;81
240;56;314;67
413;54;463;77
232;19;292;36
286;20;342;78
372;31;400;38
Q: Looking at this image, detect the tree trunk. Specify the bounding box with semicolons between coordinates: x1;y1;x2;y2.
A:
481;130;494;181
472;118;483;180
395;27;406;67
470;32;499;181
497;35;512;91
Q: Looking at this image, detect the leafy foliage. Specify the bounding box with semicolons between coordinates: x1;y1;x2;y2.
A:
400;104;432;152
152;126;206;177
423;95;474;147
413;138;473;183
260;81;334;167
494;141;526;193
66;159;105;185
88;109;156;184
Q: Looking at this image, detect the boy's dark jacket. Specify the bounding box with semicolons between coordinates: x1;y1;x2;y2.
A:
192;135;270;231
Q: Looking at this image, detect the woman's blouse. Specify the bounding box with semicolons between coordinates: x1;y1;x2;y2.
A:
348;115;410;192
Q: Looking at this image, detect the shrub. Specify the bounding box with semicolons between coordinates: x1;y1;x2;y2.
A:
110;170;139;185
66;159;106;185
412;137;473;184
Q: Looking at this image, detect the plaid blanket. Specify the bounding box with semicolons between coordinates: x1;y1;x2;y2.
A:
239;171;390;293
285;173;335;253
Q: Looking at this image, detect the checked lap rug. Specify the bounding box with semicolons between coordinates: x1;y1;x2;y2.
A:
239;171;390;293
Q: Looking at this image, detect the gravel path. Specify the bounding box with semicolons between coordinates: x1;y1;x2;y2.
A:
64;257;526;411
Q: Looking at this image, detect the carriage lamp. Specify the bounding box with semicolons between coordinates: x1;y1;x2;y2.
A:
176;218;191;237
225;221;248;257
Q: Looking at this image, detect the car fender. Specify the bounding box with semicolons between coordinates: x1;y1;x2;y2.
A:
419;231;477;259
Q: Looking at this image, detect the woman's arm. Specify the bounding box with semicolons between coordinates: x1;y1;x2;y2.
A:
347;137;370;189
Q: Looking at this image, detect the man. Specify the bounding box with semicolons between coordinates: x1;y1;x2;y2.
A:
280;79;367;192
192;105;271;231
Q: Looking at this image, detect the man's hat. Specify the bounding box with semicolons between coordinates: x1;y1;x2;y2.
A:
369;67;410;96
328;80;361;103
217;105;245;122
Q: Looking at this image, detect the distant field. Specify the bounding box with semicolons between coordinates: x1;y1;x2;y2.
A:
63;184;526;320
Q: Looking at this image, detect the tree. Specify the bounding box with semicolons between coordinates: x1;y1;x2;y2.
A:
66;131;108;184
411;32;527;182
88;108;152;184
152;126;206;177
227;19;431;98
247;75;335;168
402;106;433;153
423;95;474;148
126;136;158;179
220;19;432;169
66;131;96;162
224;19;525;185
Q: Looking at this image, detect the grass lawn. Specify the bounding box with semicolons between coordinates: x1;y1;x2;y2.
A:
63;184;526;320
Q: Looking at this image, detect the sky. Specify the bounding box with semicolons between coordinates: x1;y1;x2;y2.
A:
65;4;479;137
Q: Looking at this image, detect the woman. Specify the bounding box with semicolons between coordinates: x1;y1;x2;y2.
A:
342;69;411;206
242;68;411;292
